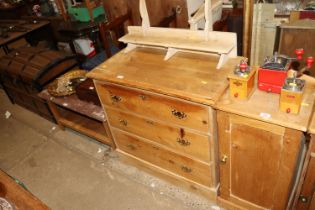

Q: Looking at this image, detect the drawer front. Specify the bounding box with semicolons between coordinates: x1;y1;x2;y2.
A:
96;83;210;133
113;129;213;187
107;108;211;162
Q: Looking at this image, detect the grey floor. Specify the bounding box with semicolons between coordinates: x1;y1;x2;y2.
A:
0;89;220;210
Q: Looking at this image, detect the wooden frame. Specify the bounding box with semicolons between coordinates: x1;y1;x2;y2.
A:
119;0;237;69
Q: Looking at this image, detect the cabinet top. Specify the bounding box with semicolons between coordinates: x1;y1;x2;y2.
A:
215;73;315;132
87;48;243;106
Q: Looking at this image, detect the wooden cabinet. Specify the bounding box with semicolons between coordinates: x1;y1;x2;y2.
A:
217;111;303;210
95;82;218;196
88;48;243;199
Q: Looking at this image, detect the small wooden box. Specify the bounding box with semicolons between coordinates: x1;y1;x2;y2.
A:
280;89;303;114
228;69;256;100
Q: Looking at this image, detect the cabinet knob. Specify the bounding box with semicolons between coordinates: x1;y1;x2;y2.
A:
139;94;147;100
119;119;128;126
299;195;309;203
127;144;136;150
220;155;228;164
181;166;192;173
111;95;121;103
177;138;191;146
172;109;187;119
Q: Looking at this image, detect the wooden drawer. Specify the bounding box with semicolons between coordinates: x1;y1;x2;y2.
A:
95;83;210;133
113;129;213;187
107;108;211;162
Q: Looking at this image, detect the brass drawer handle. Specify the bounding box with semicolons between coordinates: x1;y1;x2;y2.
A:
111;95;121;103
220;155;228;164
181;166;192;173
172;109;187;119
119;119;128;126
177;138;191;146
127;144;136;150
139;94;147;100
145;120;154;125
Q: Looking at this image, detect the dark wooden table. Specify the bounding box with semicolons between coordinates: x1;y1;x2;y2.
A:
38;90;114;148
0;20;50;54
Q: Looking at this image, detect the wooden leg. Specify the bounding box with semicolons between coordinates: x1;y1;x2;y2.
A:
103;120;116;149
47;101;65;130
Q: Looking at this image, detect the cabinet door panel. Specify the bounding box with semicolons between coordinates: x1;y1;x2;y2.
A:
230;123;282;208
218;111;303;210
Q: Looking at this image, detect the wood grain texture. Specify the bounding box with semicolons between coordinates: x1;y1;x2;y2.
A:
0;170;51;210
217;111;303;210
95;82;210;133
112;129;213;187
106;107;211;163
116;150;218;200
119;26;236;54
216;72;315;132
87;48;243;106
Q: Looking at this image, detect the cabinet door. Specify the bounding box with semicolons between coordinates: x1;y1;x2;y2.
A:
217;111;303;210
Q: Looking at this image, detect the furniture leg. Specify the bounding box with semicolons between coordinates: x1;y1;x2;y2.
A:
47;100;65;130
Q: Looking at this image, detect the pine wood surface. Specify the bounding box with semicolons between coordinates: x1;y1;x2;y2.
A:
119;26;236;54
116;150;218;200
95;82;210;133
0;170;51;210
112;129;213;187
217;111;303;210
216;73;315;131
87;48;243;106
106;107;211;163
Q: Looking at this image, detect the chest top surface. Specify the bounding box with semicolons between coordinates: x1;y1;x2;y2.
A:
87;48;243;106
216;73;315;131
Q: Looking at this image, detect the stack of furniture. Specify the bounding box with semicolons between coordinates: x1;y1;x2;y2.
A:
0;46;77;122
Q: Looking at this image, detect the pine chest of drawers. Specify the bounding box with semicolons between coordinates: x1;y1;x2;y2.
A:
87;48;242;198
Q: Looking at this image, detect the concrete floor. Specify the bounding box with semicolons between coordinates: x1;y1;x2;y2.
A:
0;89;220;210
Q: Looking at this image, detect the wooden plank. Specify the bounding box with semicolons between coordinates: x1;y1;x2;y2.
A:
39;90;105;122
273;129;303;210
0;170;51;210
119;26;236;55
216;72;315;132
106;107;211;163
217;111;230;199
87;48;244;106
